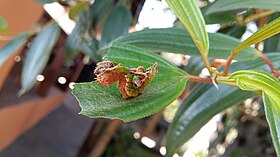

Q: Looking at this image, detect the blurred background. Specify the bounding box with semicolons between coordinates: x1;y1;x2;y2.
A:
0;0;279;157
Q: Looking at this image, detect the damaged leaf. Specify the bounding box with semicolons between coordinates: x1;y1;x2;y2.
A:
94;60;158;98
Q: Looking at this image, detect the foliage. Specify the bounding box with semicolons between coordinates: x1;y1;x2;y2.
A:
1;0;280;156
0;33;30;66
72;42;187;122
20;23;60;94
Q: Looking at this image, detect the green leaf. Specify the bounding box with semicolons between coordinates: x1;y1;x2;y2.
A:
165;53;280;156
230;70;280;156
72;42;188;122
205;0;280;15
233;17;280;54
166;84;254;156
166;0;209;57
20;23;60;94
229;70;280;103
0;17;8;32
90;0;114;30
99;4;132;48
264;13;280;53
182;56;205;76
69;1;89;20
264;33;280;53
36;0;57;4
219;24;247;39
101;28;259;60
263;93;280;156
0;33;30;67
79;34;101;62
204;13;236;25
65;11;90;62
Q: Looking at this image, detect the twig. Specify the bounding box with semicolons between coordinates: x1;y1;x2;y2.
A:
222;53;235;76
89;120;122;157
244;10;276;24
189;76;213;84
258;53;276;72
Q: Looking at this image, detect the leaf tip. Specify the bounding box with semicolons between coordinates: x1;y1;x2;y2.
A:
17;89;26;97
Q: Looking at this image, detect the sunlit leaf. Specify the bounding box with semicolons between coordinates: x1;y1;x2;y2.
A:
101;28;259;60
99;4;132;47
233;17;280;54
205;0;280;15
0;33;30;67
72;42;188;122
263;93;280;157
20;23;60;94
166;0;209;57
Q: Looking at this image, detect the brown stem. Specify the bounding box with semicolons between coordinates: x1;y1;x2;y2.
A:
222;53;235;76
89;120;122;157
189;76;213;84
259;53;276;72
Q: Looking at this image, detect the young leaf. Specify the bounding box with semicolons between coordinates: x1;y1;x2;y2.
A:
205;0;280;15
263;93;280;156
72;42;188;122
101;28;259;61
165;53;280;156
166;0;209;57
99;4;132;48
0;33;30;67
233;17;280;54
20;23;60;94
229;70;280;103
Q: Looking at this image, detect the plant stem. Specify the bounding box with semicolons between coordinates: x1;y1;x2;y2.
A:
189;75;238;87
203;57;215;75
258;53;280;78
244;10;276;24
258;53;276;72
222;53;235;76
189;76;213;84
216;76;237;87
